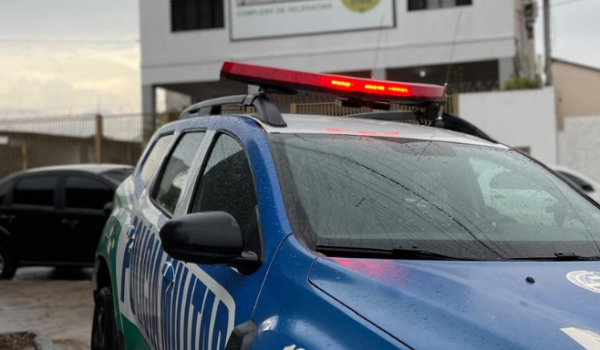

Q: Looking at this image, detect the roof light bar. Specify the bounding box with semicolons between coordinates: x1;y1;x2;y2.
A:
221;62;445;104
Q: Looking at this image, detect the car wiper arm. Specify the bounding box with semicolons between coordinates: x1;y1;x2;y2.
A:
502;252;600;261
315;245;474;261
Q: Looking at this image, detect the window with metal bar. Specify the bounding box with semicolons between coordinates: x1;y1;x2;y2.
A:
171;0;225;32
408;0;472;11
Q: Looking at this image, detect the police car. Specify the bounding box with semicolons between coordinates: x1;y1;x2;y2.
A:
92;62;600;350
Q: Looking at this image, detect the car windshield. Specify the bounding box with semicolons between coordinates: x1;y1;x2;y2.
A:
269;133;600;260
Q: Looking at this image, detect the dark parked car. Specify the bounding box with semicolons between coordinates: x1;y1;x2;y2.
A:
0;164;133;279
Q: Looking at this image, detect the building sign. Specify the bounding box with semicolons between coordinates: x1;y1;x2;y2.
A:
230;0;395;41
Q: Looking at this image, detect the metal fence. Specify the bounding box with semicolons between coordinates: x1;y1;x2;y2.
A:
0;114;144;179
0;94;458;179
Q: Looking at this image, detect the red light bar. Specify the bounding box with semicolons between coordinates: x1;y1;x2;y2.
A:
221;62;445;103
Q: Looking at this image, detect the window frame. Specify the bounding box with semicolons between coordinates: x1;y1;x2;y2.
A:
150;129;207;217
9;174;59;209
187;130;263;256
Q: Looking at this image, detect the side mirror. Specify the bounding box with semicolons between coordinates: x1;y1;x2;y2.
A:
159;212;260;273
103;202;114;215
581;184;594;193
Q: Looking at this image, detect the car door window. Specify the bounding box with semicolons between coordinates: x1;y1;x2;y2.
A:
66;176;113;210
153;132;206;215
141;134;175;185
191;134;259;240
13;176;57;207
0;182;10;206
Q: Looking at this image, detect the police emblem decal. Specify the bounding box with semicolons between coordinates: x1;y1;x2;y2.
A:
567;271;600;294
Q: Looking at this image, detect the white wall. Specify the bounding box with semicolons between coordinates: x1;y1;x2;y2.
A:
458;87;557;165
559;116;600;183
141;0;517;85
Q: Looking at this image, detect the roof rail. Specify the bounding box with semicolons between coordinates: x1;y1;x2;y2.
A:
180;93;287;127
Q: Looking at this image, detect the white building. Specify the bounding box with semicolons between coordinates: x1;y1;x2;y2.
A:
140;0;538;140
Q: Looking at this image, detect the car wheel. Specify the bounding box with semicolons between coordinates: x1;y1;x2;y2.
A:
0;243;16;280
91;287;120;350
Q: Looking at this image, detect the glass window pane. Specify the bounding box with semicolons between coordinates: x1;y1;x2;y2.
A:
171;0;224;31
270;134;600;259
141;135;174;186
13;176;57;207
191;134;258;238
154;132;206;215
66;176;113;210
0;182;10;206
408;0;470;10
408;0;427;10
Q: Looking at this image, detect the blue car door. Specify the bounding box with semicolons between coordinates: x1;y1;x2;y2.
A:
127;118;292;350
125;130;208;350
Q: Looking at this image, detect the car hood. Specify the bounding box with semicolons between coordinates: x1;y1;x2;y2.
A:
309;258;600;350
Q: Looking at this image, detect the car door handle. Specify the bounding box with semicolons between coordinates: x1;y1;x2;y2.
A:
163;262;175;285
61;219;79;228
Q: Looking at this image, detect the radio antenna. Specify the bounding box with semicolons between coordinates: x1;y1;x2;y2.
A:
444;9;464;87
372;14;387;78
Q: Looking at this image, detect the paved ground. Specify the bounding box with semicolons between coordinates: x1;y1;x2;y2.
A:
0;268;94;350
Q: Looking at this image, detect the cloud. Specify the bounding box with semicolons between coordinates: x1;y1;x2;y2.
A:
0;47;140;116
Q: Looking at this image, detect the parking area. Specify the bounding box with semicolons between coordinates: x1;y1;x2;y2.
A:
0;268;93;350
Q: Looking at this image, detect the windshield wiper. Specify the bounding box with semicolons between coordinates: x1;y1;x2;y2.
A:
315;245;476;261
503;252;600;261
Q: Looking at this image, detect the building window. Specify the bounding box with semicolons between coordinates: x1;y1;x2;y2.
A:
171;0;225;32
408;0;472;11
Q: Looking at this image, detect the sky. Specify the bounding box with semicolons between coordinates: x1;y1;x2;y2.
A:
536;0;600;69
0;0;140;116
0;0;599;116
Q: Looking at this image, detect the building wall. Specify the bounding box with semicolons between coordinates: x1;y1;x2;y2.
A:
559;116;600;182
458;87;557;165
553;60;600;126
141;0;518;86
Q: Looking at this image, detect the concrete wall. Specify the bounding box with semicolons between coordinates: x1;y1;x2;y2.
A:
141;0;518;85
458;87;557;165
553;59;600;128
559;116;600;182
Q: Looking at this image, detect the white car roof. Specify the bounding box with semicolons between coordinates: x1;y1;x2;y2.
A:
255;114;507;149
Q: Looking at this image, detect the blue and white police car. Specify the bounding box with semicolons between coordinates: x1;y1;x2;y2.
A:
92;62;600;350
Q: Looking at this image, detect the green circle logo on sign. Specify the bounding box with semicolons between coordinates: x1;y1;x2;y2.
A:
341;0;382;12
567;270;600;294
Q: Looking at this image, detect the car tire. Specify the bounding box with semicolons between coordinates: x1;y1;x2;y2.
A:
0;243;16;280
91;287;120;350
